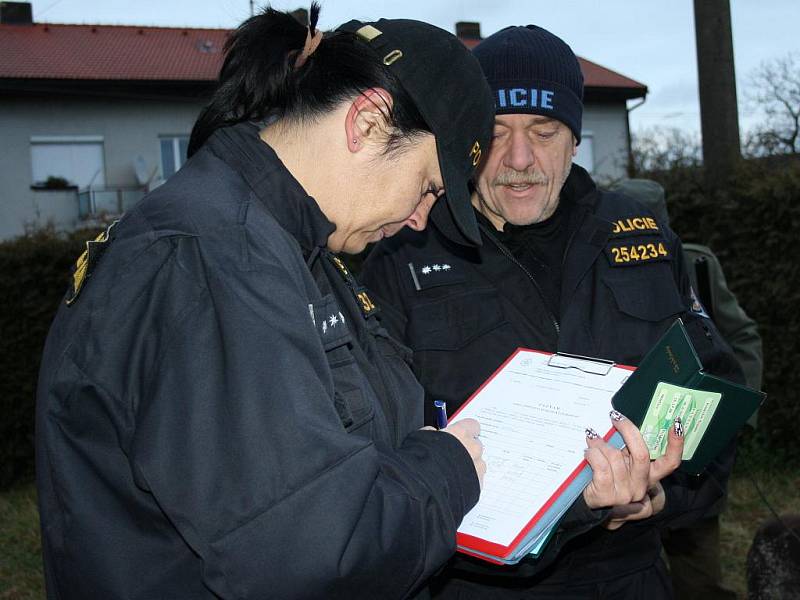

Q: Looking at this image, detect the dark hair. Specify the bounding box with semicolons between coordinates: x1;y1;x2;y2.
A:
188;4;430;157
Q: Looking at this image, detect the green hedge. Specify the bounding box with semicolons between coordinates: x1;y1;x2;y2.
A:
647;157;800;459
2;159;798;487
0;227;100;489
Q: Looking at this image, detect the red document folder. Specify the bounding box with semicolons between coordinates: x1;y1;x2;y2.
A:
450;348;633;563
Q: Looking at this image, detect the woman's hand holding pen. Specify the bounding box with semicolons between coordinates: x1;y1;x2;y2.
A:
422;401;486;489
423;418;486;489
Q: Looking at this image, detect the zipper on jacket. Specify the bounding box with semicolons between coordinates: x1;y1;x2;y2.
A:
479;223;561;336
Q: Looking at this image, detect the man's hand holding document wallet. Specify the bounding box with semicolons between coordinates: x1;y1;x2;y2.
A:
451;319;764;564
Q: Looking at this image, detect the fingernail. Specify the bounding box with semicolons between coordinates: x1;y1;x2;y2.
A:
674;417;684;438
585;427;600;439
609;410;626;422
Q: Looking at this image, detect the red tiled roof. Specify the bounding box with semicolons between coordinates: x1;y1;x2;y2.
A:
0;23;228;80
578;57;646;91
0;22;646;94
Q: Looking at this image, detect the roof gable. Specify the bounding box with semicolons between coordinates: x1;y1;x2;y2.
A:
0;22;646;98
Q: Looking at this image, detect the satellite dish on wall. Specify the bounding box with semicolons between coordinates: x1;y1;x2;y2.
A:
134;155;151;186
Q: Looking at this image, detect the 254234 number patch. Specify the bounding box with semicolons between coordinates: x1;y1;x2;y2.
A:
606;241;670;266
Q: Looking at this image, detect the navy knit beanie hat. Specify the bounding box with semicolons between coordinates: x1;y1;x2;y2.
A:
473;25;584;143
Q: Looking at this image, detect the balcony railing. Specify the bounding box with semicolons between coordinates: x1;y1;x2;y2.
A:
78;187;145;219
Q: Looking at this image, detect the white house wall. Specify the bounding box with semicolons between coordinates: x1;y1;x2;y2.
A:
0;94;203;240
581;101;630;184
0;94;634;241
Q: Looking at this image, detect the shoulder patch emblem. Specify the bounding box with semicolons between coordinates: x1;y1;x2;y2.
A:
689;286;710;318
66;220;119;306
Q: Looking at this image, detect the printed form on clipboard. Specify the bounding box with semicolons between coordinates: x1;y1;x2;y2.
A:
451;348;634;565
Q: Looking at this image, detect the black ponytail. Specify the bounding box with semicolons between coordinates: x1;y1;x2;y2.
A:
188;4;429;157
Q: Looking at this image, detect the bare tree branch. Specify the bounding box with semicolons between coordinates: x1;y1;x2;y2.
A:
746;52;800;155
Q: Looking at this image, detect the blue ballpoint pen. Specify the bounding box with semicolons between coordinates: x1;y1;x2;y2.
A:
434;400;448;429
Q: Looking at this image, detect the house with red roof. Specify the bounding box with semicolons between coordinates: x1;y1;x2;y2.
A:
0;4;647;240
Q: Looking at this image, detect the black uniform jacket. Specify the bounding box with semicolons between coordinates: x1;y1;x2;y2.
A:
361;165;743;586
35;123;480;599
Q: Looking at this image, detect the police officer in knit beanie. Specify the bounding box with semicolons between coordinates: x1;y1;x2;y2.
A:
429;25;585;244
473;25;584;143
362;19;743;600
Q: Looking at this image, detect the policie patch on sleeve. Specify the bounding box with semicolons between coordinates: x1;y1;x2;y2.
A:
65;220;118;306
604;237;671;267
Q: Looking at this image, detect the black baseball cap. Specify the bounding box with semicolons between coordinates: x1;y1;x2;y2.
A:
337;18;495;246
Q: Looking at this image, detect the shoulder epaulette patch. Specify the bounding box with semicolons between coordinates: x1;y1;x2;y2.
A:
309;296;351;350
66;220;119;306
407;260;465;291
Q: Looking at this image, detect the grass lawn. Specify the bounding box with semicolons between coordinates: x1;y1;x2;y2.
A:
719;439;800;595
0;484;43;600
2;441;798;599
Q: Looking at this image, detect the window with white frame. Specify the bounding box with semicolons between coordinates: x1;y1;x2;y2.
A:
159;136;189;179
574;131;595;175
30;136;105;188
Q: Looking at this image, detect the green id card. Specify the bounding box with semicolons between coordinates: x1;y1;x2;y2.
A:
640;382;721;460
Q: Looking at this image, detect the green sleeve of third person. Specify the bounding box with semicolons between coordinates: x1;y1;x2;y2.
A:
683;244;763;400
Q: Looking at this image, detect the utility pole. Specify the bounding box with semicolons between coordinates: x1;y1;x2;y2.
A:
694;0;741;192
249;0;255;17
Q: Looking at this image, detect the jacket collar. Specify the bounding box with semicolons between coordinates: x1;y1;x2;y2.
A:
561;163;599;209
207;122;336;254
559;164;615;309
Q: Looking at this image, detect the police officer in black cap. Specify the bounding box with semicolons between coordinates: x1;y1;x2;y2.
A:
363;24;744;599
35;7;498;598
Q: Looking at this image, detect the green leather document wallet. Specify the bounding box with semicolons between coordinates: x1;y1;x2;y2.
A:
612;319;765;474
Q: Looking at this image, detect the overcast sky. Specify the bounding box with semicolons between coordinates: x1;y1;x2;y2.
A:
33;0;799;139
